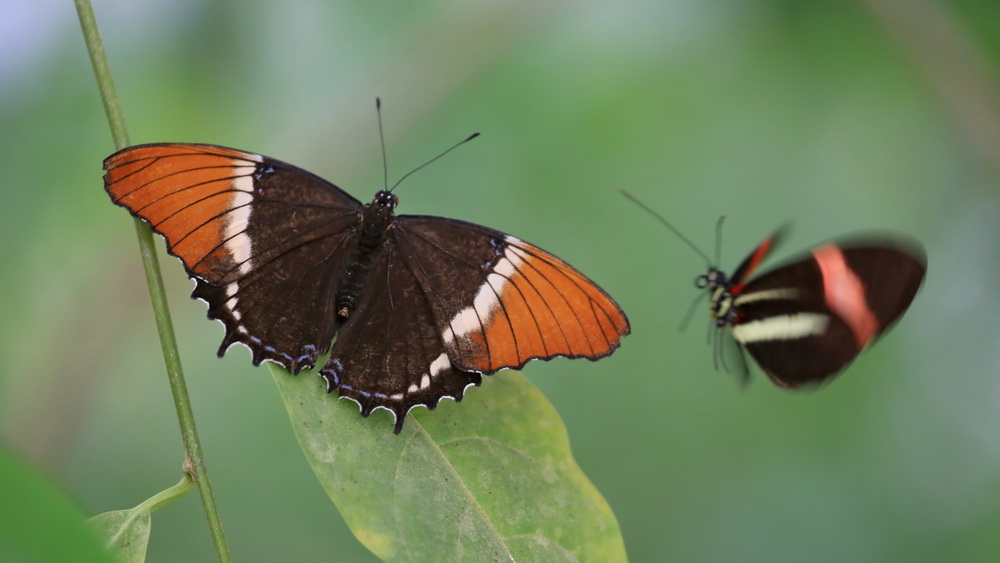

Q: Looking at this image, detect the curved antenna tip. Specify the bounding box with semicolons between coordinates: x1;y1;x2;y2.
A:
619;189;714;265
389;131;481;192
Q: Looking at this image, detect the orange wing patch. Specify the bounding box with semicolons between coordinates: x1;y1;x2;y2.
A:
445;236;630;373
104;144;261;280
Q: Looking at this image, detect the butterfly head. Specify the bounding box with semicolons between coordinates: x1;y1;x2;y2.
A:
695;267;727;291
373;189;399;210
361;190;400;234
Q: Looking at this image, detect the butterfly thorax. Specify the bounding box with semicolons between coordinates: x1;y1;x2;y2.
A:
334;190;399;319
697;267;738;327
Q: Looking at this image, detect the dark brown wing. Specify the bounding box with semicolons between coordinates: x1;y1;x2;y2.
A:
317;243;483;433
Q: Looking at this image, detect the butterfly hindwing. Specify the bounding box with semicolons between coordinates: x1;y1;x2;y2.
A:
733;297;859;387
317;241;483;432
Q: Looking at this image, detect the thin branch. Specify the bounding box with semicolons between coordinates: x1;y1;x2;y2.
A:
73;1;232;561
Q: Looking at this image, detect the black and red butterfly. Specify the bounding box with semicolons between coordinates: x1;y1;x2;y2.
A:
622;191;925;387
103;142;630;433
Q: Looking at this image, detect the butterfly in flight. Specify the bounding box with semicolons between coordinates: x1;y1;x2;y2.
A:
622;190;925;387
103;132;630;433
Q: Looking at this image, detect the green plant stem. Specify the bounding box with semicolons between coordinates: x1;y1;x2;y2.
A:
74;2;232;561
134;474;195;516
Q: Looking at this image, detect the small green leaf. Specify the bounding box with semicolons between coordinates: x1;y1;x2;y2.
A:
272;366;627;561
0;445;113;563
87;475;192;563
87;510;150;563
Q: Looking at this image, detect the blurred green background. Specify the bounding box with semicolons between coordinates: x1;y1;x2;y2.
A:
3;1;1000;561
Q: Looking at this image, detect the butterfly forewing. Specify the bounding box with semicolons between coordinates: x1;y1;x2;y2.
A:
104;144;361;282
836;245;926;332
727;228;786;289
395;217;630;374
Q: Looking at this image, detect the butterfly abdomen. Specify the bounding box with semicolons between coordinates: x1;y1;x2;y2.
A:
334;191;399;318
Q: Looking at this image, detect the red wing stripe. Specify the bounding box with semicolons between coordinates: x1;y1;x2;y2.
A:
104;144;263;280
813;244;878;348
740;237;774;282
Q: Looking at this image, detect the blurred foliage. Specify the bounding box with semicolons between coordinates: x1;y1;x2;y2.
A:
2;0;1000;561
0;443;112;562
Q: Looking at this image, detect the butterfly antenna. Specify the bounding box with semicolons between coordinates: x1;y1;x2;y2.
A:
710;324;720;370
678;291;708;332
376;98;389;191
619;189;714;265
714;215;726;266
734;343;751;388
389;131;480;192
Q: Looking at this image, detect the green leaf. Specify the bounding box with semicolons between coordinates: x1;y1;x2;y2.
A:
272;366;627;562
0;444;113;563
87;475;192;563
87;510;150;563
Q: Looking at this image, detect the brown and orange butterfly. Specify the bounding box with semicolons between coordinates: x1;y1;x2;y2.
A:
104;142;630;432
